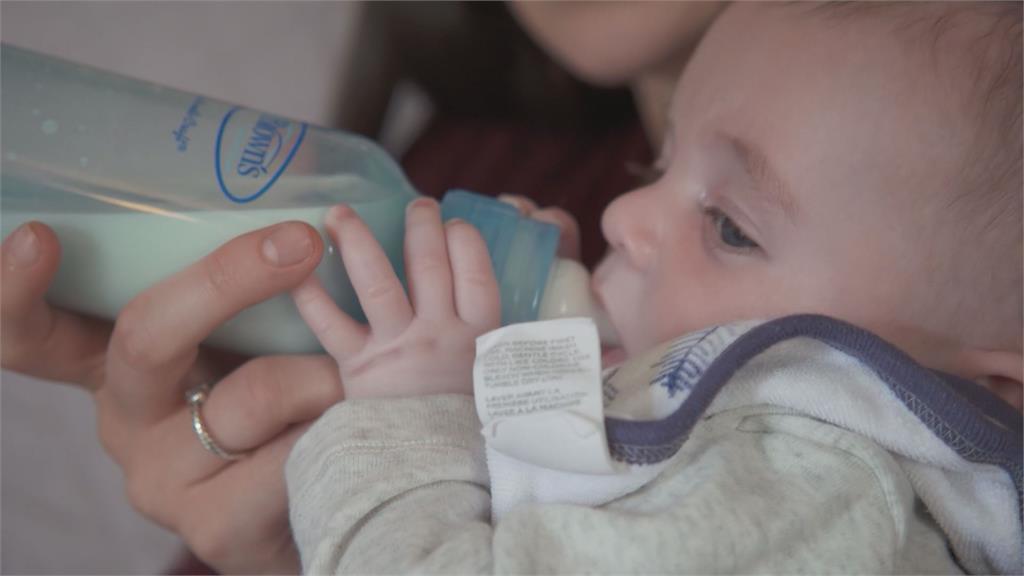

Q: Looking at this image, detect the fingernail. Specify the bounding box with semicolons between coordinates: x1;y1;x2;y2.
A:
497;195;529;214
407;197;437;213
262;223;313;267
7;224;40;267
497;195;519;209
326;204;355;225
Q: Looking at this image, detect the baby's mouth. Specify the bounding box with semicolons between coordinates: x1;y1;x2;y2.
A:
590;273;625;368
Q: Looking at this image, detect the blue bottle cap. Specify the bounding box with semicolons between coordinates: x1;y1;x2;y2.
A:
440;190;560;325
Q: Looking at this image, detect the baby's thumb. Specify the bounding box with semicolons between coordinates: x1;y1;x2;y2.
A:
496;195;581;261
531;208;581;261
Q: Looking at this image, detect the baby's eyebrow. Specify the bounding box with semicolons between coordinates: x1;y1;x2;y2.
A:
727;136;798;222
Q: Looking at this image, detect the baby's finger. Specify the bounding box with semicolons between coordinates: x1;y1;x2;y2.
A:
326;205;413;338
292;275;368;358
403;198;455;319
1;222;111;388
498;194;538;215
445;220;500;330
531;208;581;261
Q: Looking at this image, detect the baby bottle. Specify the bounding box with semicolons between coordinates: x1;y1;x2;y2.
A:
1;45;617;355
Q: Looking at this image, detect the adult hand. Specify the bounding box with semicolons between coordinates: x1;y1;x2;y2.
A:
2;221;343;574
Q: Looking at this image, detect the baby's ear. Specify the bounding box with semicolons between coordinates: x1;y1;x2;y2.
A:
954;349;1023;411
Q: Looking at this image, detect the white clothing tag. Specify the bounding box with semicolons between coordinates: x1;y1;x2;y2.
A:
473;318;616;474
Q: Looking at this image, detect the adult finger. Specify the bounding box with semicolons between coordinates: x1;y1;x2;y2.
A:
126;423;306;574
202;355;341;460
122;355;341;495
403;198;455;319
445;220;500;330
1;222;111;388
106;221;323;424
326;204;413;338
531;207;581;261
179;427;306;574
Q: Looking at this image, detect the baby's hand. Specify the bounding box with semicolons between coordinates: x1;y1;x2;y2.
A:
498;194;581;260
292;198;500;399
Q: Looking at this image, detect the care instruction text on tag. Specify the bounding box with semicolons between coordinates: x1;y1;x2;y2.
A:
473;318;615;474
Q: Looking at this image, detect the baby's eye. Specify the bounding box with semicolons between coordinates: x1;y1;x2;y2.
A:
708;208;759;250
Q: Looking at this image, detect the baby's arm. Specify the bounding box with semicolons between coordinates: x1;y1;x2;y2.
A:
286;396;914;573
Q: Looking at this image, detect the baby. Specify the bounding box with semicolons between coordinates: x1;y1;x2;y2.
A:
287;2;1021;574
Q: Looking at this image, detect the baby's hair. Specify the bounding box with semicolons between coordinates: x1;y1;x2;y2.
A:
804;2;1022;349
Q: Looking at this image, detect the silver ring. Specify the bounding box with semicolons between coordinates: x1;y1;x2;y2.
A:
186;384;248;461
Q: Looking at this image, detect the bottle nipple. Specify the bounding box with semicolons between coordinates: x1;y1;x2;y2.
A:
537;259;620;346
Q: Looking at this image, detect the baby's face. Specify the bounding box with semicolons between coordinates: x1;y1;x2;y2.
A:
593;3;973;360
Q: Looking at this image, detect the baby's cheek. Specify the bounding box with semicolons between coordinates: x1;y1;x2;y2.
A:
641;294;707;351
620;314;664;357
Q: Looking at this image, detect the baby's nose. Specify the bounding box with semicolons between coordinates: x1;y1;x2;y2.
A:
600;188;660;271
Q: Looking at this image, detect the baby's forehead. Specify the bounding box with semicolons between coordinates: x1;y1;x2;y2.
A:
729;2;1013;77
677;5;967;180
794;3;1022;231
782;2;1019;117
688;2;1018;196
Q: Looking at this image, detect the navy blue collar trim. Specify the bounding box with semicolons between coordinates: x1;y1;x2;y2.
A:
604;314;1022;524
